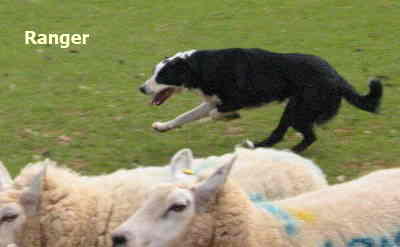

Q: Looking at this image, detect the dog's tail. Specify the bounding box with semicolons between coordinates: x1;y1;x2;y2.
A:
342;78;383;113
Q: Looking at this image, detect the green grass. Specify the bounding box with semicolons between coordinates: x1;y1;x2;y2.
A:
0;0;399;183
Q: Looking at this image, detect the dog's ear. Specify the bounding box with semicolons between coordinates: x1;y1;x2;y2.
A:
169;57;189;73
157;57;194;86
172;58;198;87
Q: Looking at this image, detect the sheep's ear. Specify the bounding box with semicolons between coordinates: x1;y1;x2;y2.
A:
0;161;13;191
20;166;46;217
170;149;194;178
192;155;237;212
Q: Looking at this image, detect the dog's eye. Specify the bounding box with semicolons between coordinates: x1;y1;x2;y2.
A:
168;203;187;213
1;213;18;223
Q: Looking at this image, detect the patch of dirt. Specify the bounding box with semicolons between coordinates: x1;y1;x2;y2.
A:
286;133;301;140
23;128;40;136
224;127;245;136
32;148;50;156
113;116;125;121
334;128;353;135
57;135;72;144
42;130;64;137
69;160;89;170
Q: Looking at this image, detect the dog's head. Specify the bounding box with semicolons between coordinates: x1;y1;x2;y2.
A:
139;50;196;106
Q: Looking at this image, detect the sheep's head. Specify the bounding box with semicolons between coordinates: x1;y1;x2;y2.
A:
111;155;237;247
0;162;45;247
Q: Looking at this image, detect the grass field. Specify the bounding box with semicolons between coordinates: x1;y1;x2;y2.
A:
0;0;399;183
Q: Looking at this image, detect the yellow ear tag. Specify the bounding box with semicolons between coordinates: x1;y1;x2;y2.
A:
182;169;194;175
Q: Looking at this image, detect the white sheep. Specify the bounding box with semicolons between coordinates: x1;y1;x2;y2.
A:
0;159;175;247
170;147;328;200
0;147;325;247
112;157;400;247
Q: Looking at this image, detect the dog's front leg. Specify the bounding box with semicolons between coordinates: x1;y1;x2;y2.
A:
152;102;216;132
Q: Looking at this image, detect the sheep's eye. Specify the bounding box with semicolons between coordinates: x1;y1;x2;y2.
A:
168;203;187;213
2;214;18;223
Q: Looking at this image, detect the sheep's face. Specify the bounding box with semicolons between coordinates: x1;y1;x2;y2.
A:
112;155;236;247
0;162;45;247
0;192;26;247
112;185;197;247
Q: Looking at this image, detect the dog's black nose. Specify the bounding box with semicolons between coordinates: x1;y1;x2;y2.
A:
112;235;127;247
139;86;146;94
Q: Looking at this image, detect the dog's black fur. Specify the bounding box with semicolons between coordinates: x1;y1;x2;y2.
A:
156;48;383;152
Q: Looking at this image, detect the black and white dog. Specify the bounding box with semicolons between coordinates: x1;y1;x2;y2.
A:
139;48;383;152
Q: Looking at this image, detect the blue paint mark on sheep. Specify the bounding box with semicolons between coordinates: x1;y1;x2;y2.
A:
324;241;334;247
249;192;298;236
394;231;400;245
249;192;266;202
380;238;395;247
323;231;400;247
348;238;374;246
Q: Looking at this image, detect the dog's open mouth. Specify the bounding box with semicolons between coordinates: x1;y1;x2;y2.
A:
151;88;175;105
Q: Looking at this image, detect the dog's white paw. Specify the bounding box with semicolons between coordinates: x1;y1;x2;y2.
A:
152;122;173;132
236;139;255;149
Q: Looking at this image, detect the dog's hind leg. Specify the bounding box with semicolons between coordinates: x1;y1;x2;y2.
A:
287;95;319;152
289;86;341;152
291;124;316;153
254;119;290;148
253;98;296;148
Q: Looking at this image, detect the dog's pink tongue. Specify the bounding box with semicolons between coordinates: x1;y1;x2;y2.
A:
151;97;163;105
151;88;174;106
151;95;164;105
